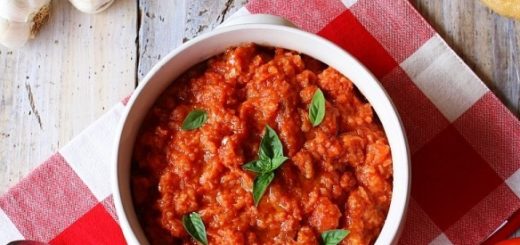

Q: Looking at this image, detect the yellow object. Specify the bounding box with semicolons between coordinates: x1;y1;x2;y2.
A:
481;0;520;19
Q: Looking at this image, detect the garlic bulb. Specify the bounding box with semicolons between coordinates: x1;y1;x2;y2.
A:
0;0;50;22
68;0;114;14
0;0;51;49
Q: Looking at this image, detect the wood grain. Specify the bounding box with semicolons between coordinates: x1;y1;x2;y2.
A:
137;0;247;82
0;0;136;194
412;0;520;117
136;0;185;81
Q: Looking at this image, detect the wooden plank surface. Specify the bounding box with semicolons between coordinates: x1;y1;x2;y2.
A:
136;0;248;82
412;0;520;117
0;0;136;193
0;0;518;238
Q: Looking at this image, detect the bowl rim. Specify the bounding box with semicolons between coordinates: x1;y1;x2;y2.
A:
112;22;411;245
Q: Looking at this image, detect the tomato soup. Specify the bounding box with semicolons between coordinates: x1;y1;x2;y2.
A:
131;44;393;245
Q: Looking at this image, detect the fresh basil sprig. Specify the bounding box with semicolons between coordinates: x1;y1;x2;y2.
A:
309;88;326;127
182;212;208;245
242;125;288;206
321;229;349;245
242;159;268;173
242;157;288;174
182;109;207;130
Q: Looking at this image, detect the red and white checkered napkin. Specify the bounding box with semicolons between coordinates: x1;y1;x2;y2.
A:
1;0;519;244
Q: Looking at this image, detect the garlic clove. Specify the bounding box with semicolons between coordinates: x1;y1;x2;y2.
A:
0;0;51;22
68;0;115;14
0;17;32;48
0;1;50;49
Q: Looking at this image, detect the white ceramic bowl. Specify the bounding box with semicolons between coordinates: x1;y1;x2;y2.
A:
113;14;410;245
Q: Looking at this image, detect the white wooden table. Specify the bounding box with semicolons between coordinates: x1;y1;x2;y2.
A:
0;0;519;238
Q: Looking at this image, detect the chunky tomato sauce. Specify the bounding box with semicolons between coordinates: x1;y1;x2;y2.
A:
131;44;393;245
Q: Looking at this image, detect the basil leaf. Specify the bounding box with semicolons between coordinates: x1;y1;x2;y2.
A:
182;212;208;245
244;125;288;207
242;160;265;173
259;125;284;160
182;109;207;130
321;229;349;245
253;172;275;206
257;159;272;171
243;157;287;174
270;156;288;171
309;88;326;127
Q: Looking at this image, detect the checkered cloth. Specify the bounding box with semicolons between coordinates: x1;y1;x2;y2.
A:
1;0;519;244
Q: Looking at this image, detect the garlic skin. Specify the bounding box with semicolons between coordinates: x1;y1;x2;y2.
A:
0;18;32;48
0;0;51;49
68;0;115;14
0;0;51;22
